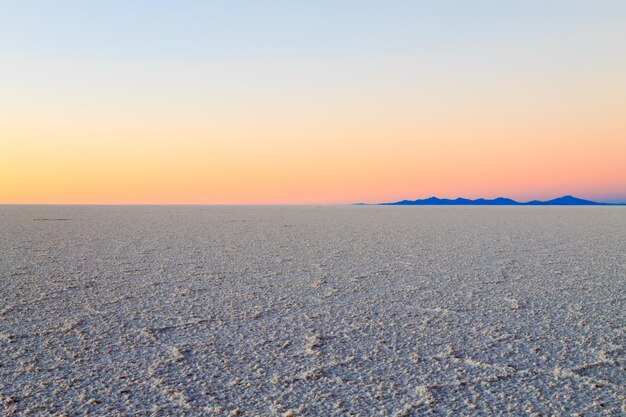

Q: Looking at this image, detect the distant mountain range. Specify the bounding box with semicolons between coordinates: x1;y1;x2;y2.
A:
358;195;624;206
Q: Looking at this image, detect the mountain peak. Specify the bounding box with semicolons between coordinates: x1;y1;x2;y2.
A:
374;195;616;206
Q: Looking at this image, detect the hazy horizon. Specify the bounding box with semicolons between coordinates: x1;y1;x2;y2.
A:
1;194;625;206
0;195;626;207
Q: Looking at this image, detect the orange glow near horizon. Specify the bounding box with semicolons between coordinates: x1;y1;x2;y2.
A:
3;108;625;204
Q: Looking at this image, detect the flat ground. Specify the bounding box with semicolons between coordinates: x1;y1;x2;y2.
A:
1;206;624;416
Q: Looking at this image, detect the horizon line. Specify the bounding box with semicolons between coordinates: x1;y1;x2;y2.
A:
2;194;626;206
2;201;626;207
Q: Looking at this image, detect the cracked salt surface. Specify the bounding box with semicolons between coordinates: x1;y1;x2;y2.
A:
1;206;625;416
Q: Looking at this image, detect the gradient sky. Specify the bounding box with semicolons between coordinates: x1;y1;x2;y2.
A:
1;1;625;204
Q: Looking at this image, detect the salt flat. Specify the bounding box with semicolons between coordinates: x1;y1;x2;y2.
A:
1;206;624;416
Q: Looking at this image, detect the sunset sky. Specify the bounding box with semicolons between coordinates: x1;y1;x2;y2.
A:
1;1;625;204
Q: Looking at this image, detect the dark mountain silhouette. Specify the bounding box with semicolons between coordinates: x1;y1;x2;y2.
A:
372;195;620;206
524;195;606;205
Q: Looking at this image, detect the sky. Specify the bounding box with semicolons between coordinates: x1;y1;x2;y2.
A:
1;1;625;204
